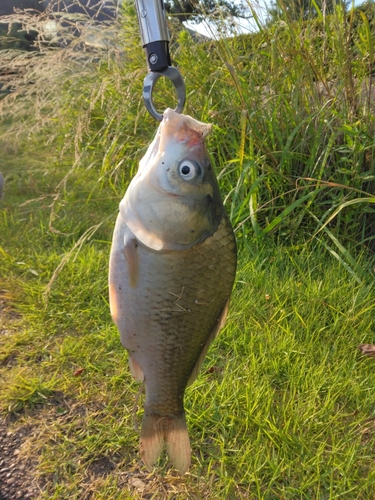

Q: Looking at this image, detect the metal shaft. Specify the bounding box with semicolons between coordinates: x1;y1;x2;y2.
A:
135;0;169;46
135;0;171;72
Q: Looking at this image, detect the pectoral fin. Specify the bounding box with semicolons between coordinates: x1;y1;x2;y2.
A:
123;232;139;288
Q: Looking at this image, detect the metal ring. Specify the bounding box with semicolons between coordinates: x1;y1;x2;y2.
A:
143;66;186;121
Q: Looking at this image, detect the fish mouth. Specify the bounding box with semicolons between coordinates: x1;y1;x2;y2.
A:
162;108;212;142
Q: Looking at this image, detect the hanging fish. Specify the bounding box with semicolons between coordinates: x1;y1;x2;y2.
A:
109;108;237;474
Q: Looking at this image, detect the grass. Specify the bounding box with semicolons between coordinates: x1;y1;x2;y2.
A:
1;0;375;497
2;168;375;498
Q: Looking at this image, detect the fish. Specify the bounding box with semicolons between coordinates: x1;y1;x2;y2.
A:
108;108;237;474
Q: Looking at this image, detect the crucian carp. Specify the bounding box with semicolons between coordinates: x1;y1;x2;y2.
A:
109;108;237;474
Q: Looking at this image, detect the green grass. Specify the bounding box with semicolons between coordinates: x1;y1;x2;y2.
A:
2;169;375;498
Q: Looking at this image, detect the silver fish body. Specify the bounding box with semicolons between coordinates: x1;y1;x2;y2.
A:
109;109;236;474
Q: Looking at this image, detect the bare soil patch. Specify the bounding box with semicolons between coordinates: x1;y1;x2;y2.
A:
0;417;40;500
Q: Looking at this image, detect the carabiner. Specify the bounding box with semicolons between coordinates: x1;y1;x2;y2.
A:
143;66;186;122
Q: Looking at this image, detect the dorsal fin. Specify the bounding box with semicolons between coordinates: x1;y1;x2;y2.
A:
187;299;230;387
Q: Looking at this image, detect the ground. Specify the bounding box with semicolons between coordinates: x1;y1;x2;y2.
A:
0;417;40;500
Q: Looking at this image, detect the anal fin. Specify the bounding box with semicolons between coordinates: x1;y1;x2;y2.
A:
128;355;144;382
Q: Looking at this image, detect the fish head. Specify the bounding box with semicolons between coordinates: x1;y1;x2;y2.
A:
121;109;225;251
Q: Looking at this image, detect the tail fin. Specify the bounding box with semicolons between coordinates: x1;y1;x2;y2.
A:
140;412;191;475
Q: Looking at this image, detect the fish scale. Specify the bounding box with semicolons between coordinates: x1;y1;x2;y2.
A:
109;109;237;474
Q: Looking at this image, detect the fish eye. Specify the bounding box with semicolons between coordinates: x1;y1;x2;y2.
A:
178;160;201;181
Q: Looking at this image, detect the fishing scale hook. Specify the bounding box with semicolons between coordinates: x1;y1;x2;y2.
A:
135;0;186;121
